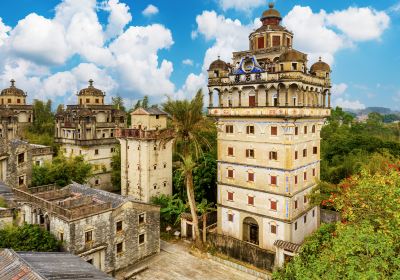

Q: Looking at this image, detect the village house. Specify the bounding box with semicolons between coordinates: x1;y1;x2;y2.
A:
14;183;160;276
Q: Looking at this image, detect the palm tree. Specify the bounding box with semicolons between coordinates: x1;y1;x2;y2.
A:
163;90;213;248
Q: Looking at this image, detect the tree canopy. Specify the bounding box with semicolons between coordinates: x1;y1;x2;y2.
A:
274;159;400;279
32;154;92;187
0;224;61;252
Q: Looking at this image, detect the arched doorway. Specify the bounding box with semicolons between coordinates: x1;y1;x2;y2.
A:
243;217;259;245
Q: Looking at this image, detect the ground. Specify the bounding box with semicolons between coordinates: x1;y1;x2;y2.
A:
118;240;260;280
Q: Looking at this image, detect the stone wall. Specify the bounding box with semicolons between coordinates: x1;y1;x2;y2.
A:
208;232;275;272
320;208;341;224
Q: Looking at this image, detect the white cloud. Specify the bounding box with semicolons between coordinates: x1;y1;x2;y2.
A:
142;4;159;17
8;13;70;65
218;0;266;12
326;7;390;41
175;73;207;100
390;2;400;13
0;18;11;47
0;0;177;103
332;83;348;96
283;6;345;65
283;5;390;64
333;97;366;110
182;59;194;66
102;0;132;40
109;24;175;96
195;11;252;71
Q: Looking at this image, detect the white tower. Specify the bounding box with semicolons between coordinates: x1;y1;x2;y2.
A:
117;107;173;203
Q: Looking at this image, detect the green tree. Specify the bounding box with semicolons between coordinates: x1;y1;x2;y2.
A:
112;96;126;112
111;146;121;192
32;154;92;187
274;163;400;279
151;194;188;228
162;90;214;248
0;224;61;252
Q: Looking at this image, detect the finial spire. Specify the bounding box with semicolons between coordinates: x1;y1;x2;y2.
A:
88;79;94;87
319;56;322;62
268;2;274;9
218;55;220;60
10;79;15;87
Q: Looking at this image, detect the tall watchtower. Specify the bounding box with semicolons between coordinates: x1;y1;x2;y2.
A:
207;4;331;265
117;107;173;203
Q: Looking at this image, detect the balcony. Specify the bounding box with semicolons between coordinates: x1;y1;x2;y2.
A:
208;106;331;118
116;128;174;140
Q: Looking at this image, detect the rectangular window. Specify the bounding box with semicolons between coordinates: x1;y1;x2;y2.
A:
294;175;298;185
304;171;307;181
248;172;254;182
86;98;90;103
257;36;265;49
303;149;307;157
313;146;318;154
312;125;316;133
227;169;234;178
271;126;277;136
294;200;298;209
116;221;123;232
228;213;234;222
272;35;280;47
227;192;234;201
304;215;307;224
271;224;277;234
269;151;278;160
246;125;255;134
225;125;234;134
95;149;99;155
139;233;145;244
85;231;93;243
95;98;99;104
312;209;315;217
313;168;316;176
246;149;255;158
138;213;145;224
248;196;254;205
304;196;307;204
18;176;24;186
295;222;298;230
228;147;234;156
295;127;298;135
116;242;123;254
59;232;64;242
291;63;297;71
295;151;298;160
18;153;25;164
270;201;277;211
271;176;277;185
17;99;20;104
304;126;308;134
111;147;115;153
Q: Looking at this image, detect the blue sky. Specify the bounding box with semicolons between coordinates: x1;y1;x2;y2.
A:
0;0;399;110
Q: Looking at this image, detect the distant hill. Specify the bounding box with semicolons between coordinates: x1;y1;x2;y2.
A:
344;107;400;116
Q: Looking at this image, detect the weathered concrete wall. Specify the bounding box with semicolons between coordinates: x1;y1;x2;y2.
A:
208;232;275;272
320;208;341;224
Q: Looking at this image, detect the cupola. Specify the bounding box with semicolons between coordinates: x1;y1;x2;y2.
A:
260;3;282;26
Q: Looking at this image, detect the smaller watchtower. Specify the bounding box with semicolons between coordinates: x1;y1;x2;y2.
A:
117;107;173;203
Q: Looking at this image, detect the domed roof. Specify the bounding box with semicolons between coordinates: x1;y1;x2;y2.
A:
261;3;282;20
208;57;229;71
310;57;331;73
1;79;26;97
78;79;105;97
279;49;307;62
